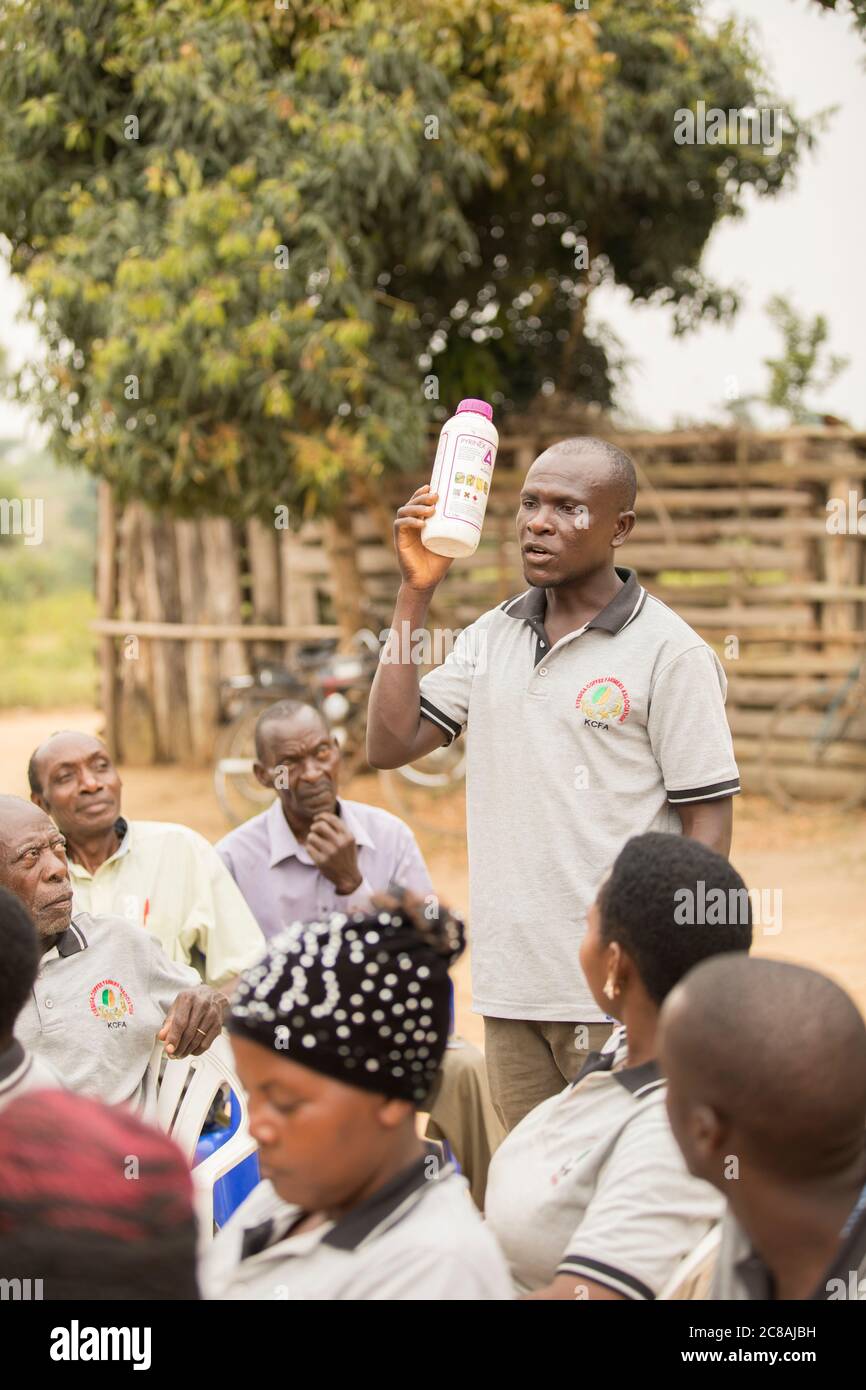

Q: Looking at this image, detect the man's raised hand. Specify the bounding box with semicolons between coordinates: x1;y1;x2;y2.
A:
394;485;454;592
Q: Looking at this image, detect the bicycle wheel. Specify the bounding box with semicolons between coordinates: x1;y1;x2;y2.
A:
761;682;866;814
378;742;467;838
214;708;274;826
333;705;370;784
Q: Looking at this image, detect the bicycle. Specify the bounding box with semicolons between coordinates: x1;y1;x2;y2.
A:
761;657;866;813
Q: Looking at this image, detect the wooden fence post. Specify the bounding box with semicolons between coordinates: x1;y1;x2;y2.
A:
280;526;319;665
322;502;366;643
201;517;247;682
175;519;220;762
116;503;157;763
96;482;118;760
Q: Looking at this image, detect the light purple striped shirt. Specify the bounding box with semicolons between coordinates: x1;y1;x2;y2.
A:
215;797;433;941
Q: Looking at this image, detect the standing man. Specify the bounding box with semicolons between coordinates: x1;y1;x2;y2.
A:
367;436;740;1130
28;731;265;990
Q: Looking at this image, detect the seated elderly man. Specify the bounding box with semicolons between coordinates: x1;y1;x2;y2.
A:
28;730;264;989
0;797;228;1107
216;698;504;1209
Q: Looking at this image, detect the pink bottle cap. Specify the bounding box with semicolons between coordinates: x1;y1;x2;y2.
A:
456;398;493;421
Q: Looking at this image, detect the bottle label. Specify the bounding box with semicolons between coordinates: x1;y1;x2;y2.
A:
441;432;496;532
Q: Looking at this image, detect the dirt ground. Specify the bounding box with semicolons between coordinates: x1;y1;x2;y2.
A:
6;705;866;1050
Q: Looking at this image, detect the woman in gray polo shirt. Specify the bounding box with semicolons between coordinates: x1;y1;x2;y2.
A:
203;893;512;1301
484;833;752;1300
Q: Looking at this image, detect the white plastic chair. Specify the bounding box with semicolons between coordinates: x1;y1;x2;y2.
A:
656;1222;722;1300
143;1033;258;1239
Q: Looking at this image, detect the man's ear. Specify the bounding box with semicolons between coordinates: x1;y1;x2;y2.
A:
253;761;273;790
31;791;48;813
612;510;636;548
690;1103;726;1168
606;939;626;986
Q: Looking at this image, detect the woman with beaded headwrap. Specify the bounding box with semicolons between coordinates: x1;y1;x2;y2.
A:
203;891;513;1300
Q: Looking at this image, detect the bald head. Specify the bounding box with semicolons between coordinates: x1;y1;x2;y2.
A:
0;796;72;938
660;956;866;1184
253;700;340;825
254;701;328;763
28;730;122;841
534;437;637;513
28;731;108;796
0;795;48;839
518;437;637;590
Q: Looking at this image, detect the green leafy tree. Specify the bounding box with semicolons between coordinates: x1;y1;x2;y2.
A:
762;294;849;424
0;0;812;518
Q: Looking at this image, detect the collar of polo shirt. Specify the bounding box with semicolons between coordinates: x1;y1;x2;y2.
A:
502;566;647;663
265;796;375;870
571;1038;665;1100
241;1155;447;1259
51;917;89;957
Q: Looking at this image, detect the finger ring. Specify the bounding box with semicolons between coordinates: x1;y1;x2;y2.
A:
196;1028;207;1036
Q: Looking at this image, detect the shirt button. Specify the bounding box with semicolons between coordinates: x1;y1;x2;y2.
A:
44;998;54;1009
539;666;549;677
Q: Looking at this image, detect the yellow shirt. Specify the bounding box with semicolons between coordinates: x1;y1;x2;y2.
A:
68;819;265;988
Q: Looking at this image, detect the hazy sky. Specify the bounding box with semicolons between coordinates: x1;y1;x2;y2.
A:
594;0;866;428
1;0;863;442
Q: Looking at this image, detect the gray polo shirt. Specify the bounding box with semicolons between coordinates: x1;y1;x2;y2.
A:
419;568;740;1021
710;1201;866;1300
203;1159;514;1301
484;1028;724;1297
14;912;201;1108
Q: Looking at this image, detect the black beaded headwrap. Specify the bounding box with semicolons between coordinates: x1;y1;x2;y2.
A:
228;904;465;1104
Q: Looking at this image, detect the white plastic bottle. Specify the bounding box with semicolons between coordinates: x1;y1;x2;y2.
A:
421;398;499;558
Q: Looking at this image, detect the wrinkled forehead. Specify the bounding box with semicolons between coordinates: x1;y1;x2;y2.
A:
0;800;57;854
261;711;331;760
36;732;110;779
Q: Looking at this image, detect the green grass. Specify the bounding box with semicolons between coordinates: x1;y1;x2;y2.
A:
0;588;97;707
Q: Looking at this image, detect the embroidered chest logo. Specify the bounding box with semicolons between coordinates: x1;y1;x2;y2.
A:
89;979;134;1029
576;677;631;730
